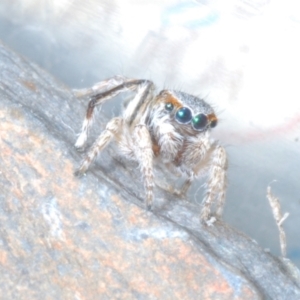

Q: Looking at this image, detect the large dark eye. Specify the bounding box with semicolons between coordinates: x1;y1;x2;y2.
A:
165;102;174;111
192;113;208;131
175;107;192;124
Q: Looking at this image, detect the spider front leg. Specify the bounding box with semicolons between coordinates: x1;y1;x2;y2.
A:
132;124;154;210
179;136;227;222
73;75;127;99
75;77;128;150
75;117;122;176
200;144;227;222
75;77;149;149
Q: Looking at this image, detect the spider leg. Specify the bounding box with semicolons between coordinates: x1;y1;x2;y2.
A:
74;117;122;176
132;124;154;210
154;162;184;196
200;144;227;221
179;160;210;196
177;134;227;221
177;134;212;195
73;75;128;98
179;178;193;196
75;77;155;209
75;77;153;149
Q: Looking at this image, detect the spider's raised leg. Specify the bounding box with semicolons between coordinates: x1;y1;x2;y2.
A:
75;77;153;149
73;75;126;99
75;117;122;176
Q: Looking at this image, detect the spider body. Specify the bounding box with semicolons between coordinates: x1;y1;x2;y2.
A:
75;76;227;221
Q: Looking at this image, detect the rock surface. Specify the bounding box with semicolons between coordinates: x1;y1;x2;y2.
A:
0;41;300;300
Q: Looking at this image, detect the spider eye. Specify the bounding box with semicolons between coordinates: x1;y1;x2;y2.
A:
210;118;217;128
207;114;218;128
175;107;192;124
192;114;208;131
165;102;174;111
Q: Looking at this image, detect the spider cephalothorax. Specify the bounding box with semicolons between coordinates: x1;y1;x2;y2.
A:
74;76;227;222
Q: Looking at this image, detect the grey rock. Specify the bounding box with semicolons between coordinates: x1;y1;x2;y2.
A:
0;40;299;300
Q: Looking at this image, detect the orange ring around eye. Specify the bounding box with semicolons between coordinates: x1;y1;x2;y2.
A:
207;113;218;127
159;91;182;109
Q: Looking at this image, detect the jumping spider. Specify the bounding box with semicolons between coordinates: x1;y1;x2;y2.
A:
74;76;227;221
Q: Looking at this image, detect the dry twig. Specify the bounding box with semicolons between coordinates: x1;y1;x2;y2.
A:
266;185;289;257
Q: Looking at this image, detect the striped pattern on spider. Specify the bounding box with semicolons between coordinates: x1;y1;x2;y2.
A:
74;76;227;222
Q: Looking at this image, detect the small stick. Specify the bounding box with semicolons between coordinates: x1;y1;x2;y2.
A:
266;185;289;257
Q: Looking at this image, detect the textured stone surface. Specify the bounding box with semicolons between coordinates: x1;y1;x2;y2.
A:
0;40;300;299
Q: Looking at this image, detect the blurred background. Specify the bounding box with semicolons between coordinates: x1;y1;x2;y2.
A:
0;0;299;267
